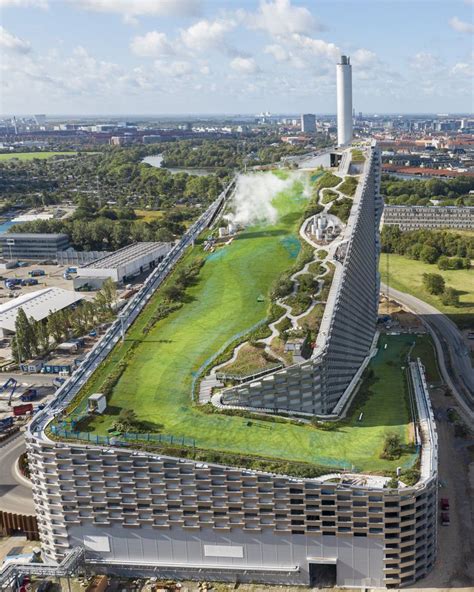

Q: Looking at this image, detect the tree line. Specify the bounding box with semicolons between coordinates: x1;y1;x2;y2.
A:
381;175;474;206
381;226;474;263
12;279;117;362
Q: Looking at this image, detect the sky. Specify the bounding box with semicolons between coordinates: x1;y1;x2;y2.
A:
0;0;473;116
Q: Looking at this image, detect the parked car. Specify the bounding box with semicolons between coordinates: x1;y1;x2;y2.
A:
440;497;450;511
441;512;450;526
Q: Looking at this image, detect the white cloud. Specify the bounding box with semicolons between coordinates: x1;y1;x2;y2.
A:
264;43;306;68
251;0;316;37
352;48;377;67
449;16;474;34
180;17;237;52
0;0;48;7
451;61;474;76
411;51;442;71
264;44;288;62
290;34;339;61
154;60;193;78
71;0;202;24
230;56;258;75
130;31;174;58
0;26;31;53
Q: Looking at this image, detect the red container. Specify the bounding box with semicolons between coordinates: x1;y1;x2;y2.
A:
13;403;33;416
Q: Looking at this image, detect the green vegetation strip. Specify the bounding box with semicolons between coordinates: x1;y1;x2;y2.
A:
0;152;77;160
338;176;358;197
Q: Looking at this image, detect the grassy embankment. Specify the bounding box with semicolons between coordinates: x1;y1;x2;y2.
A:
380;253;474;329
56;174;418;474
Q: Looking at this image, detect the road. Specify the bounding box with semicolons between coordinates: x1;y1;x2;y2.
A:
381;282;474;423
0;433;34;515
407;388;474;590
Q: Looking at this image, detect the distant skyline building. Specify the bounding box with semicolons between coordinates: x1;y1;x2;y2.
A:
301;113;316;133
336;55;353;147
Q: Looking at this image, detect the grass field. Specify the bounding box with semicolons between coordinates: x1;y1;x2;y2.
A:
380;253;474;329
70;328;417;473
134;209;165;222
0;151;77;161
411;335;442;384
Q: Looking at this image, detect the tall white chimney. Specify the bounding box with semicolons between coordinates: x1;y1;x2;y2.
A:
336;55;353;147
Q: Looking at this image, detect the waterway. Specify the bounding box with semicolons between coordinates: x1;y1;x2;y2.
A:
142;155;215;177
0;220;18;234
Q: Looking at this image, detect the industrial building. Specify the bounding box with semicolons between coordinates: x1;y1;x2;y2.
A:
0;233;70;260
0;287;83;338
300;114;316;133
336;56;353;147
75;242;172;286
24;146;438;588
383;204;474;230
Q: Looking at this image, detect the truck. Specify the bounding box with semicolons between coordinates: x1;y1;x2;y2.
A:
66;267;77;274
0;416;14;432
12;403;33;416
28;269;45;277
21;388;38;402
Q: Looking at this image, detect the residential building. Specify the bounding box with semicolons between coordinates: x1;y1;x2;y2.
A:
383;205;474;230
301;114;316;133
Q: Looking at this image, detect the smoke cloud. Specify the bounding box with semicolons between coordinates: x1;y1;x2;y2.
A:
225;171;307;227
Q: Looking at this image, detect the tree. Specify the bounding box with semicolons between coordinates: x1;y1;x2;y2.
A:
437;256;450;270
163;283;184;302
380;433;402;460
420;245;439;264
34;320;50;356
47;310;65;344
441;287;460;307
13;308;37;361
100;278;117;311
422;273;445;295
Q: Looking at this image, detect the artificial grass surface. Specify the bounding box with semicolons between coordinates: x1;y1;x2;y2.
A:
0;151;77;160
380;253;474;329
61;174;418;473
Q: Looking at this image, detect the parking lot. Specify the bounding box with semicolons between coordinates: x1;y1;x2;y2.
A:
0;263;93;299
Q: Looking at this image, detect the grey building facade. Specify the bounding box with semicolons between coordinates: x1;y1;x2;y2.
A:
301;114;316;134
221;144;383;415
383;205;474;231
0;233;70;260
26;370;438;589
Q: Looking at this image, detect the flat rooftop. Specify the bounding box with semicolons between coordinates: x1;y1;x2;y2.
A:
0;287;83;332
0;233;69;241
82;242;167;270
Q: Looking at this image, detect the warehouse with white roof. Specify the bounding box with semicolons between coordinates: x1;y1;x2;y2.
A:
0;287;83;338
75;242;172;287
